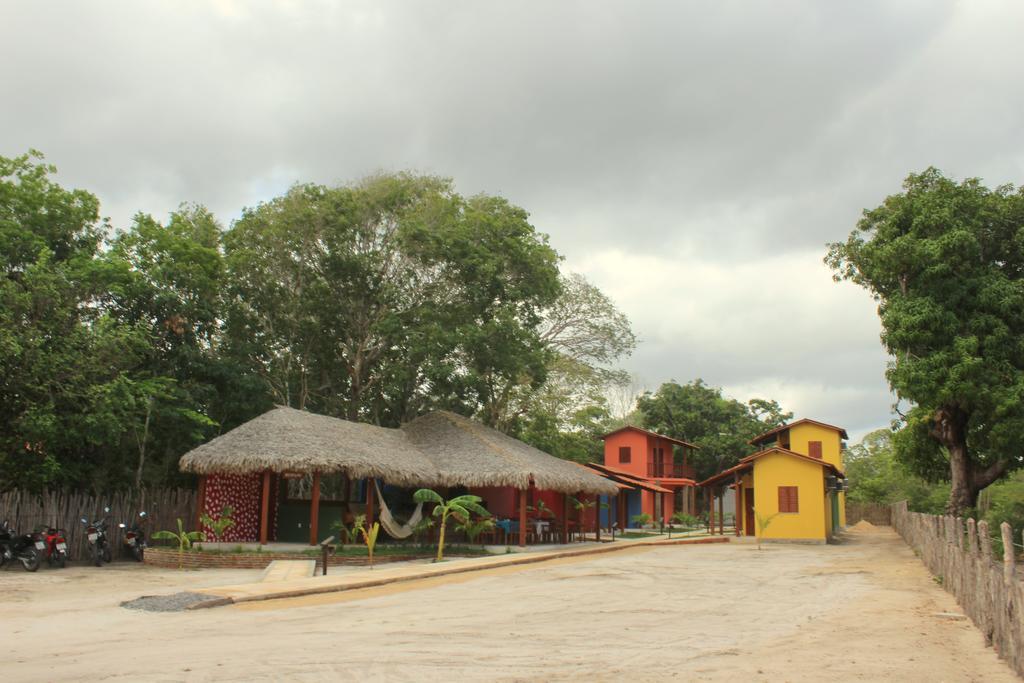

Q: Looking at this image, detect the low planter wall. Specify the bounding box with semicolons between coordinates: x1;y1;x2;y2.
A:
142;546;427;570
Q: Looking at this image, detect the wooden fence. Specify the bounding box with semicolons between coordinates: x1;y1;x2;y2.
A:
845;501;891;526
892;501;1023;677
0;489;196;562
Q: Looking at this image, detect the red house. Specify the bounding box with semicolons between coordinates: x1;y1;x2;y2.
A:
598;426;698;526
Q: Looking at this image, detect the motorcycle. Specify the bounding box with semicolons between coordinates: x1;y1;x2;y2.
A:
0;520;43;572
81;507;112;567
37;524;68;568
119;510;148;562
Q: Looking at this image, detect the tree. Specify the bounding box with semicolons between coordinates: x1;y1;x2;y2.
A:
637;379;792;481
412;489;490;562
826;168;1024;513
844;429;948;513
223;175;560;427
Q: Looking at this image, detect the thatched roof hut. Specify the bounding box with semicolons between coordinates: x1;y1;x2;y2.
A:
403;411;619;495
179;406;617;496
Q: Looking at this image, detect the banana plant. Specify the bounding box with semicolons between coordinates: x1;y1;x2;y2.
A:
413;489;490;562
151;518;205;569
456;516;495;546
199;505;235;542
351;514;381;568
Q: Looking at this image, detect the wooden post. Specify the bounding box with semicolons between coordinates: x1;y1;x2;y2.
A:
259;470;271;545
611;495;617;540
195;474;207;532
309;471;321;546
1001;522;1015;585
561;492;569;544
718;491;724;535
595;495;601;542
734;474;742;537
518;488;527;547
708;489;714;533
979;520;992;563
967;518;978;556
366;478;375;528
618;494;626;532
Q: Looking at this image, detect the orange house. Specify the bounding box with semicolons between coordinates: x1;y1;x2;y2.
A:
599;426;699;526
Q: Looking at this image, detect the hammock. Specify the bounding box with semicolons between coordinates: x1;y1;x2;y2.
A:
374;480;425;539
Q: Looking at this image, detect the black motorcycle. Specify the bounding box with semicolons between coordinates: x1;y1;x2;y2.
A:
0;520;43;572
119;510;148;562
81;507;112;567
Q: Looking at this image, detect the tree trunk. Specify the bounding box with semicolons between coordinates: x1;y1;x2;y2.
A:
933;406;1009;515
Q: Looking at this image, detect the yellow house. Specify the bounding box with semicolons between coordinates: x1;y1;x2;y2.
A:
699;419;848;543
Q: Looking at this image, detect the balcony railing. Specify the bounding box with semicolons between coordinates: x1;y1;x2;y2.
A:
648;461;696;479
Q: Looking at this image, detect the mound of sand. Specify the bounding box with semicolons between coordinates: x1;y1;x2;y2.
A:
849;520;882;532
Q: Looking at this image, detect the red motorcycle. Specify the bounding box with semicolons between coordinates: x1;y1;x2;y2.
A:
38;525;68;568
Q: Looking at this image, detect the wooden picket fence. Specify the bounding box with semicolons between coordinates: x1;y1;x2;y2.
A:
892;500;1023;676
845;501;891;526
0;489;196;562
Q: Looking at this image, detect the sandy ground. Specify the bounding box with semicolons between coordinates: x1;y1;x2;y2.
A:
1;527;1015;682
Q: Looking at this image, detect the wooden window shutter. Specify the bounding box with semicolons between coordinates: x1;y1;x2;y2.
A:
808;441;822;459
619;446;631;463
778;486;799;513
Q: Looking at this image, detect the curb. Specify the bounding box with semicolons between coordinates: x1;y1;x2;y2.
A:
189;535;730;608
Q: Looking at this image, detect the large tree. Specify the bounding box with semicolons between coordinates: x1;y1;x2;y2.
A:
826;168;1024;513
637;379;791;481
223;173;561;426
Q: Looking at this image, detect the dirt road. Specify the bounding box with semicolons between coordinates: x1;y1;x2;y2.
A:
1;527;1014;681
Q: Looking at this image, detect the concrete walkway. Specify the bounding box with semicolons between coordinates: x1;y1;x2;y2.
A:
189;534;729;609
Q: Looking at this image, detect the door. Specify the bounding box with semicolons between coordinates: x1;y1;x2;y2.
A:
744;489;756;536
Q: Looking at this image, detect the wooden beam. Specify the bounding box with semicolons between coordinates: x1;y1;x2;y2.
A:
195;474;207;532
734;474;742;537
708;488;714;534
366;478;375;528
259;470;271;545
718;491;724;535
595;495;601;542
309;471;321;546
519;488;527;547
561;492;569;544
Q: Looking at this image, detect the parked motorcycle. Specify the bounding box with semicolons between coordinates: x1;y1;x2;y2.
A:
119;510;147;562
36;524;68;568
81;507;112;567
0;520;43;572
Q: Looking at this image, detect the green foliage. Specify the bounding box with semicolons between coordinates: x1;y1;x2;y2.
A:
845;429;949;513
151;518;205;568
413;488;490;562
0;150;636;494
671;512;700;529
351;514;381;568
637;379;792;481
199;506;236;542
827;168;1024;513
526;500;554;518
630;513;652;528
455;516;495;546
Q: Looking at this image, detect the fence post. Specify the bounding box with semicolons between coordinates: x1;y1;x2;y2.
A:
979;521;992;565
967;518;978;556
955;517;964;550
1002;522;1016;586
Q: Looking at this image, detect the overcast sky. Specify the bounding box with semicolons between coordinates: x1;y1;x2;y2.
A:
4;1;1023;441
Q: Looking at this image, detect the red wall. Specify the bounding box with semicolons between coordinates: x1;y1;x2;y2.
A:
201;473;276;543
603;430;651;478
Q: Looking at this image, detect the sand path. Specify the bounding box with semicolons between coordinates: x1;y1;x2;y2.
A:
1;527;1014;681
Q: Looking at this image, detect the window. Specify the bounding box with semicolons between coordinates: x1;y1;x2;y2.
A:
808;441;822;459
619;446;631;463
778;486;799;513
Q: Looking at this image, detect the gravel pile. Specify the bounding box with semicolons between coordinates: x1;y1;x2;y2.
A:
121;592;219;612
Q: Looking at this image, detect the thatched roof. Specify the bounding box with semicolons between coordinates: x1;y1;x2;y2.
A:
179;406;618;496
403;412;619;495
178;407;439;489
